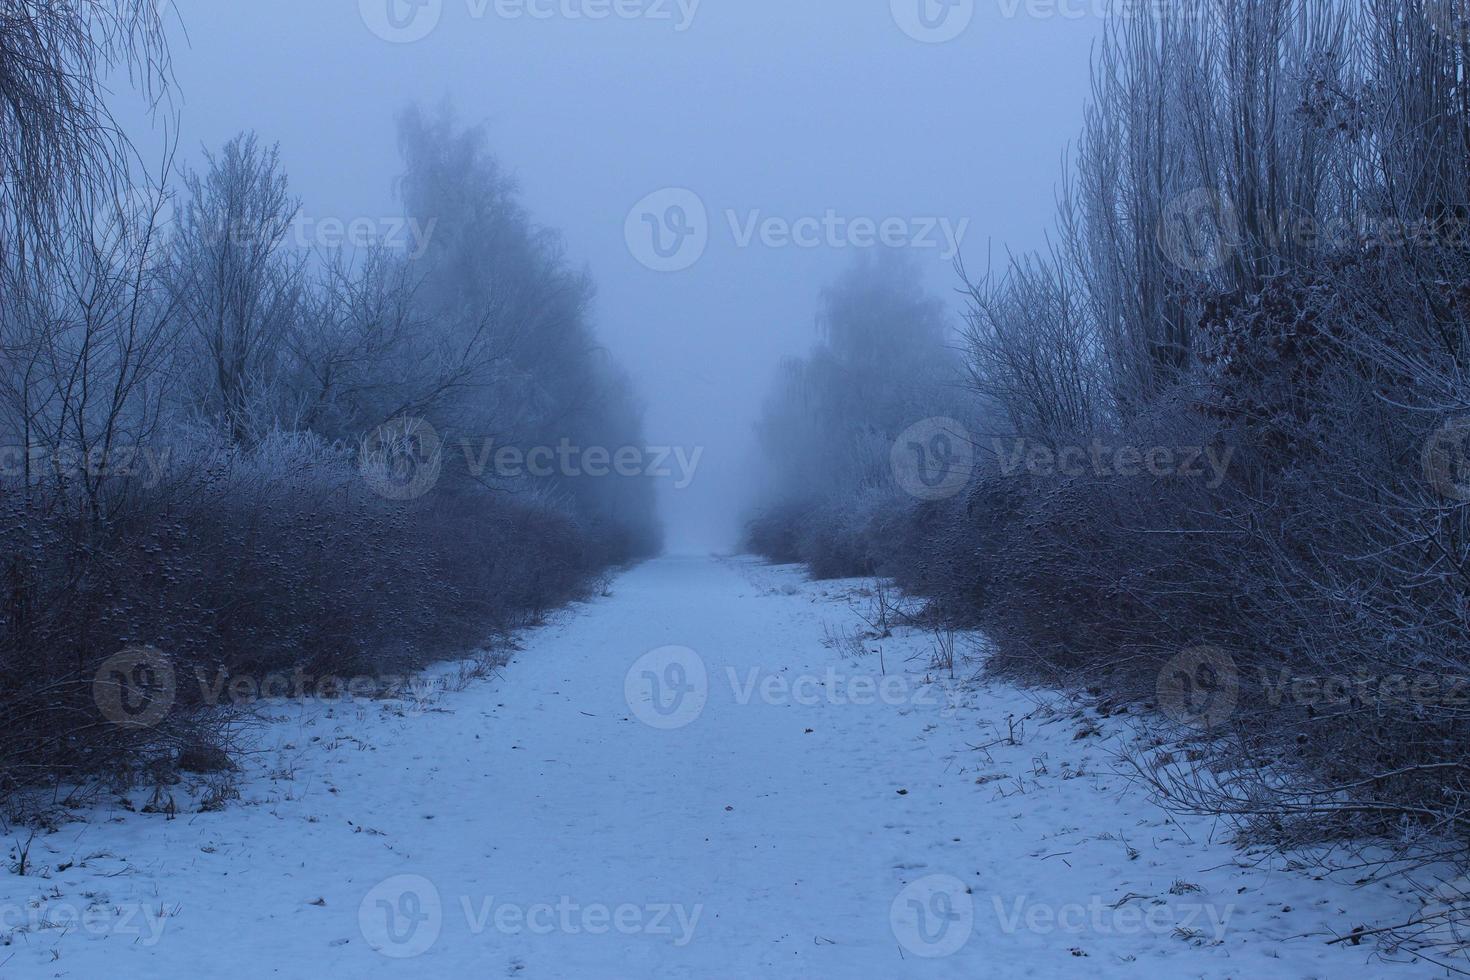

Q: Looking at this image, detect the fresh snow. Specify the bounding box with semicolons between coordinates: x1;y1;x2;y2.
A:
0;556;1447;977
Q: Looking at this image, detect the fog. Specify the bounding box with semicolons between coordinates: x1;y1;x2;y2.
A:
149;0;1100;551
12;5;1470;973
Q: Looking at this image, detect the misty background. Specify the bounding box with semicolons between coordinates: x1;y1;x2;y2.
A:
13;5;1470;973
137;0;1100;551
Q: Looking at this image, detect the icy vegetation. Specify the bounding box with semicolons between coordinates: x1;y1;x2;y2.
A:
0;558;1447;976
745;1;1470;965
0;3;658;788
4;0;1470;976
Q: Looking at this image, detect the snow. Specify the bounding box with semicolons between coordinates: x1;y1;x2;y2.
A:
0;556;1446;977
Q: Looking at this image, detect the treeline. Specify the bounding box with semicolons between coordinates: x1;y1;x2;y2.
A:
0;3;659;787
747;0;1470;871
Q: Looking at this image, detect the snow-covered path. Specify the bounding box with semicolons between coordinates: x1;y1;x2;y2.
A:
0;557;1444;977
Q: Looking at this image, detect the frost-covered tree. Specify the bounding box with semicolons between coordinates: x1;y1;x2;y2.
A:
746;251;960;574
394;105;661;554
167;133;303;443
0;0;170;261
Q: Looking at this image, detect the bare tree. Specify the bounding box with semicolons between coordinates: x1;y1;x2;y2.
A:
0;0;171;262
168;132;303;443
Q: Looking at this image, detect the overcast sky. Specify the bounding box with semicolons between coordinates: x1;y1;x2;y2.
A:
147;0;1102;551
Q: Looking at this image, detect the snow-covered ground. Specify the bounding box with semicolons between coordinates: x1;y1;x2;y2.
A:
0;556;1448;977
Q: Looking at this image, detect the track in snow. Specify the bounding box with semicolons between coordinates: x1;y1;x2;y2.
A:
0;557;1441;977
